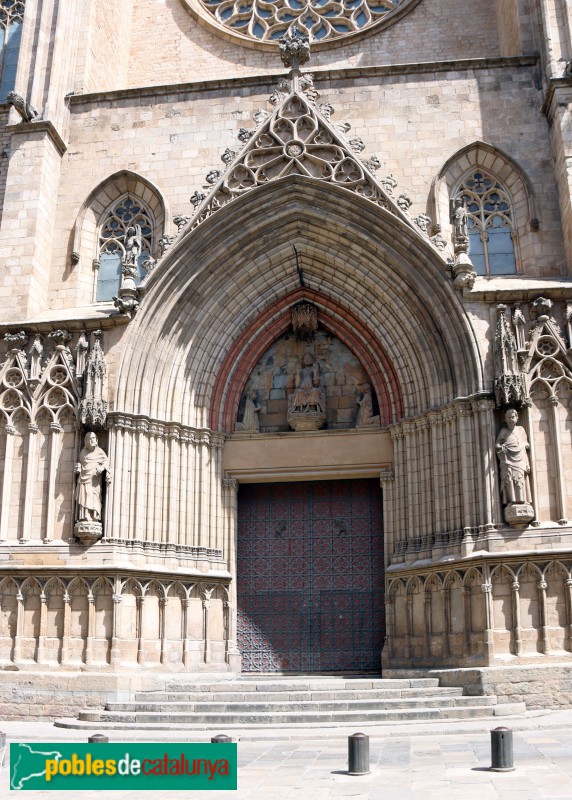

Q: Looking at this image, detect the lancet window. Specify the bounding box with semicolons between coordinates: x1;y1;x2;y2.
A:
0;0;25;100
454;170;517;276
96;195;153;302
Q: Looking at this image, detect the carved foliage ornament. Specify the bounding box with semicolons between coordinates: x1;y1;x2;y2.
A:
195;0;415;46
190;91;433;250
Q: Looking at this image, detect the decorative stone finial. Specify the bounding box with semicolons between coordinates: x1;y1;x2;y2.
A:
279;26;310;73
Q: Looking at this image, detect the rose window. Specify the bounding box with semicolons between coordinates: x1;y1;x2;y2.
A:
190;0;417;46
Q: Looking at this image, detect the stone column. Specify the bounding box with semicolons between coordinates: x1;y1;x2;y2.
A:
390;427;407;561
457;404;476;554
482;580;495;664
423;591;432;662
462;585;471;658
136;596;145;665
403;422;418;556
181;597;191;670
159;597;167;665
222;476;241;669
61;591;71;666
0;425;16;541
566;578;572;654
44;422;62;542
382;594;394;668
443;586;451;661
537;579;549;654
379;469;395;568
428;413;444;544
547;396;568;524
85;592;95;667
37;591;48;665
110;593;122;668
202;590;212;665
511;580;523;656
21;423;39;542
474;399;500;536
13;589;24;664
167;429;180;545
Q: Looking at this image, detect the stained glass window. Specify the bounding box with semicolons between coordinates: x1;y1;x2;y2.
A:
454;170;517;276
0;1;25;100
96;196;153;302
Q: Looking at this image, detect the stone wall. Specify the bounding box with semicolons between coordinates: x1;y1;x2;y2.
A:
385;557;572;670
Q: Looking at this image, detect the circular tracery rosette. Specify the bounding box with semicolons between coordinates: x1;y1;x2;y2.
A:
181;0;421;50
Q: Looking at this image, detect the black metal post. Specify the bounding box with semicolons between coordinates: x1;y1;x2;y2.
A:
348;732;370;775
88;734;109;743
211;734;233;743
490;727;515;771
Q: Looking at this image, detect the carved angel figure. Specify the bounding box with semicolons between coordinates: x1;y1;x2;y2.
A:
356;383;380;427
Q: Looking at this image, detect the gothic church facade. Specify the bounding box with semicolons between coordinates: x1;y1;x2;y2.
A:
0;0;572;714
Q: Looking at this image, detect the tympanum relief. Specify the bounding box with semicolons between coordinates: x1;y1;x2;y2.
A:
234;327;380;433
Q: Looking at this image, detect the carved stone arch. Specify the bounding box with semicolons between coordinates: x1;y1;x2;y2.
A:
121;577;143;598
464;566;483;587
142;578;166;601
166;581;188;600
71;170;169;297
116;176;484;428
547;560;571;581
19;576;42;598
443;570;463;589
516;561;542;582
406;576;423;595
387;578;405;597
91;575;113;597
430;141;538;272
43;575;66;598
424;573;442;592
0;576;18;594
67;575;90;596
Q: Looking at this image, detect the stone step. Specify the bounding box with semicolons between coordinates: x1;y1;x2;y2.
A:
62;702;525;728
162;677;441;693
103;695;495;714
133;686;461;703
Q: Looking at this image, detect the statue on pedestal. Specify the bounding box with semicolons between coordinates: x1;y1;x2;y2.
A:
74;432;111;542
495;409;534;525
287;352;326;431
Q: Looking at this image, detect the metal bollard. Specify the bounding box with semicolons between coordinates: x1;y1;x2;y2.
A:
88;734;109;743
490;727;515;772
211;734;233;743
347;732;370;776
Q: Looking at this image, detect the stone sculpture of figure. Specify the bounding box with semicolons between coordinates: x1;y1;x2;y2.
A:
7;91;39;123
28;334;43;381
236;388;261;432
75;432;111;522
452;197;468;239
356;383;380;427
123;224;142;269
495;409;532;507
289;352;325;413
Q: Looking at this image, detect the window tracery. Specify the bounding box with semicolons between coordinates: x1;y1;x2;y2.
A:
0;0;24;100
196;0;413;44
454;169;517;276
96;196;153;302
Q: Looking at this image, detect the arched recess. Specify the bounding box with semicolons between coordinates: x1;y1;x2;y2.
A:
114;176;483;428
429;141;539;272
70;170;168;298
211;287;403;432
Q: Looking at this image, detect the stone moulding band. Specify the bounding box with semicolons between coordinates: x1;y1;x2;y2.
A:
106;412;225;449
101;538;224;560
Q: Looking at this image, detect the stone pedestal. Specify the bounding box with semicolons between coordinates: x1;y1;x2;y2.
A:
503;502;534;526
287;411;326;431
74;521;103;543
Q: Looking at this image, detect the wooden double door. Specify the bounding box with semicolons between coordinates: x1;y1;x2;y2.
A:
237;479;384;672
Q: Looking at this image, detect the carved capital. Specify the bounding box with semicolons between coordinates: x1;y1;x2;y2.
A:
222;476;238;491
379;469;395;483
